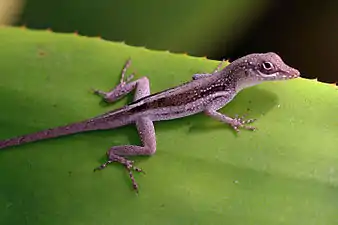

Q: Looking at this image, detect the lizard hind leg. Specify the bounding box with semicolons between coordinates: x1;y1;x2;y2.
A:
93;63;153;192
94;117;156;192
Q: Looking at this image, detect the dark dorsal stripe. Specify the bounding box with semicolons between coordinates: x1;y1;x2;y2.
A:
128;79;232;114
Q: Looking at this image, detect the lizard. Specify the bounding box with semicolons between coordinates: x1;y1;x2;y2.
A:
0;52;300;192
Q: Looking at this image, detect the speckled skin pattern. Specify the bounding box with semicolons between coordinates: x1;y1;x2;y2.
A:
0;52;300;192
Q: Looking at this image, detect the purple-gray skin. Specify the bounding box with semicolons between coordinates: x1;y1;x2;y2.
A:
0;52;300;192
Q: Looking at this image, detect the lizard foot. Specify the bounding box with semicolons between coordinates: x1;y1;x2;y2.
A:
94;155;144;193
230;114;256;132
92;72;134;102
91;59;135;103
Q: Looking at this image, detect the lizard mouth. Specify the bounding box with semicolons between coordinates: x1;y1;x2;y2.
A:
279;68;300;80
289;68;301;78
258;70;300;80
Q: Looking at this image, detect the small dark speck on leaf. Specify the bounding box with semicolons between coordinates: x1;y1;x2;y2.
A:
27;160;32;169
160;203;165;207
68;171;72;176
38;50;46;56
248;100;252;104
52;104;57;108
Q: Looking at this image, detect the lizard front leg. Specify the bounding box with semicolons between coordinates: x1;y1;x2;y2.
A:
204;96;256;132
192;59;226;80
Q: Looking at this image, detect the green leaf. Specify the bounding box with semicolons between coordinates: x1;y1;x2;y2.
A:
1;27;338;225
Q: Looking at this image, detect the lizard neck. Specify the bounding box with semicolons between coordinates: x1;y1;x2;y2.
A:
235;77;263;91
220;68;262;92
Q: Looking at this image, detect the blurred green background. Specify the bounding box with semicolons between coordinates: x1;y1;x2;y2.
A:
2;0;338;83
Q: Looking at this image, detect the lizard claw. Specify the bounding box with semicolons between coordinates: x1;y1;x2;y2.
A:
124;160;145;193
121;73;134;84
230;114;256;132
94;155;144;193
91;72;135;103
93;159;113;171
91;88;106;97
90;59;135;104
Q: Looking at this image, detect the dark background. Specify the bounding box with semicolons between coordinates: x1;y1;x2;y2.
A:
8;0;338;83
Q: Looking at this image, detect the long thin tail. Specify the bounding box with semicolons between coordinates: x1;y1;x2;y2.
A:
0;119;109;150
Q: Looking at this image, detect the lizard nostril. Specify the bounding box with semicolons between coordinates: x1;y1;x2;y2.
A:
294;70;300;77
289;68;300;77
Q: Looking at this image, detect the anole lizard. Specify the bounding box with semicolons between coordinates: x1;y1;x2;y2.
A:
0;52;300;192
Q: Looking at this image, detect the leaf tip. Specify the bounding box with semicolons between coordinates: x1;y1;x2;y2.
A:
329;82;338;89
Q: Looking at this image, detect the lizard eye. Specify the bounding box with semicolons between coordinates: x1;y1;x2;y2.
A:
262;62;274;70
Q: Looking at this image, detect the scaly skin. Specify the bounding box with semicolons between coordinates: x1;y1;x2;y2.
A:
0;52;300;192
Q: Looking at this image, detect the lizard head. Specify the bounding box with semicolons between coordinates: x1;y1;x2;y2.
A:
229;52;300;91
